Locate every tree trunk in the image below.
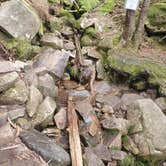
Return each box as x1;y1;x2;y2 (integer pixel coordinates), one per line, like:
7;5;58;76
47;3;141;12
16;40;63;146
122;9;136;46
134;0;151;47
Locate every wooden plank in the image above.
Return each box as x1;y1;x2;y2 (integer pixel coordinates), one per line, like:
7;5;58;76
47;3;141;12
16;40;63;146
67;97;83;166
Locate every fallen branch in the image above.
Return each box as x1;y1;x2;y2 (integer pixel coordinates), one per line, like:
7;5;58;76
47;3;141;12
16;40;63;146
74;33;85;67
67;97;83;166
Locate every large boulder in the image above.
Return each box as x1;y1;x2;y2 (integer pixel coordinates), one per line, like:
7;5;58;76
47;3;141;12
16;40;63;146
127;99;166;157
107;50;166;95
0;0;41;40
33;48;70;78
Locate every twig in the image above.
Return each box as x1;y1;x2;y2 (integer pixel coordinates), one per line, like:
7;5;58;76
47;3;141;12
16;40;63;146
67;97;83;166
7;116;21;137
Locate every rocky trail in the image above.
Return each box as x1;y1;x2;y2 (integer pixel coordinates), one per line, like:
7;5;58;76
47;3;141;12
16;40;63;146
0;0;166;166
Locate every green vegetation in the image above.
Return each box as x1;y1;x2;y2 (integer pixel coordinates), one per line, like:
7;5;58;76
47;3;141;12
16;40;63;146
97;0;115;15
5;39;40;60
148;3;166;29
78;0;100;11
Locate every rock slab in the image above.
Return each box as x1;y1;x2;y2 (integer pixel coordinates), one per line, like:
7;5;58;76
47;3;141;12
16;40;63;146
20;129;70;165
33;48;69;78
0;0;40;40
127;99;166;156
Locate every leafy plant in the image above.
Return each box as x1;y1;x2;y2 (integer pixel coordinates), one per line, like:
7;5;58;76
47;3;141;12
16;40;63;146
78;0;100;11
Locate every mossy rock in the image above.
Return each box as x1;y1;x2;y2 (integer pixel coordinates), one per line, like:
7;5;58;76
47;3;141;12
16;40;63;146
5;39;40;60
146;3;166;36
106;49;166;95
81;34;98;47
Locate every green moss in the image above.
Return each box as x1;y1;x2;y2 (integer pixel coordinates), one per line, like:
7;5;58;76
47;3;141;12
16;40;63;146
81;35;97;46
60;9;81;30
148;3;166;29
85;27;98;38
97;0;115;15
112;34;121;47
119;155;135;166
6;39;40;60
122;135;129;145
106;49;166;95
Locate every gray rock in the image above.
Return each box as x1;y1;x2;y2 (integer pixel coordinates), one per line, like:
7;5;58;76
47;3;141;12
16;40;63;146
20;129;70;165
0;72;19;92
32;97;56;127
98;36;112;49
0;105;25;126
104;132;122;150
83;150;105;166
107;161;117;166
41;33;64;49
110;150;127;161
96;60;105;80
26;85;43;117
69;90;91;101
88;144;112;162
94;81;116;95
16;118;32;130
155;97;166;113
75;99;94;123
14;60;28;71
0;0;41;40
61;25;74;37
0;61;16;73
82;47;101;59
96;95;121;111
121;93;144;110
64;41;75;51
101;118;130;135
127;99;166;156
0;123;15;145
33;48;70;78
54;107;67;130
38;73;58;98
24;69;39;87
0;138;47;166
0;80;29;104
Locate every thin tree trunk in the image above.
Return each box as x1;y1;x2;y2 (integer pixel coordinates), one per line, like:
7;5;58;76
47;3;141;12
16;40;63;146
134;0;151;47
122;9;136;46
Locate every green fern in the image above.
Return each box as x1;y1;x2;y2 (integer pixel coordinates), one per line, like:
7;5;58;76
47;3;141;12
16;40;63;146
78;0;100;11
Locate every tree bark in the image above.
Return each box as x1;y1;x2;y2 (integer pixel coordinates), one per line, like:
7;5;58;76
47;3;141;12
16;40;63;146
122;9;136;46
134;0;151;47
